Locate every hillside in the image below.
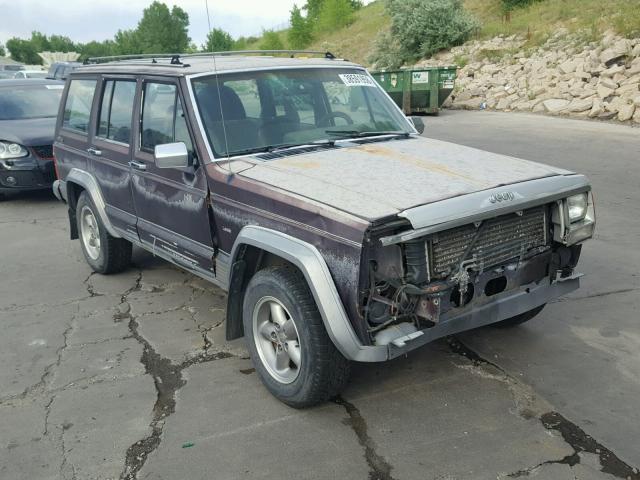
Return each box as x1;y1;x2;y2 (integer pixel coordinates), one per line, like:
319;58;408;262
253;0;640;66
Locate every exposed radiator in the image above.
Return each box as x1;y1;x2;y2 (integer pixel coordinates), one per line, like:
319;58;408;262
429;206;548;278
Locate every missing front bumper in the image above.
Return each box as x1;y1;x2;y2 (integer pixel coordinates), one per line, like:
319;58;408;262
384;274;581;360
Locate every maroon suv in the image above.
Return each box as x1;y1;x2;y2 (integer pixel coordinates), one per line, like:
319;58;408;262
53;52;595;407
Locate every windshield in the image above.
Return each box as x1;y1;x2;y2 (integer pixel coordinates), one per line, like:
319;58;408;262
0;84;63;120
192;68;412;158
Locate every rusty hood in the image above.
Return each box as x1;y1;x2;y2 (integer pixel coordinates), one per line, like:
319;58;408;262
238;136;572;221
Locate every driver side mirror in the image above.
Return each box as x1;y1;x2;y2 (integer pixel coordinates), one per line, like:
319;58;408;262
154;142;189;169
407;116;425;134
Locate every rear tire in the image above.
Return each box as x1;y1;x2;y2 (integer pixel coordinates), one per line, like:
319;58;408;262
243;266;350;408
76;191;131;274
493;304;546;328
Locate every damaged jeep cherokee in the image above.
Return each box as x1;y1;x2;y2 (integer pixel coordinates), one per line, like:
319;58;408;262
52;52;595;407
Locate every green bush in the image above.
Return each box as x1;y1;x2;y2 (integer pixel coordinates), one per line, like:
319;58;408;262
370;0;478;68
204;28;233;52
260;30;285;50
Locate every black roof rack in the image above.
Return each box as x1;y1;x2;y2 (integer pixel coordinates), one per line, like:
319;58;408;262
85;50;339;66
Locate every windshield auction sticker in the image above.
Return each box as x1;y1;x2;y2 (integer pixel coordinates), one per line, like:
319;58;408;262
339;73;376;87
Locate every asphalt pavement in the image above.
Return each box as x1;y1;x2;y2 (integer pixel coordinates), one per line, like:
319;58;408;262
1;110;639;480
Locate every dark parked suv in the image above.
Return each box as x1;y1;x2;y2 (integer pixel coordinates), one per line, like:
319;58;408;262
53;52;595;407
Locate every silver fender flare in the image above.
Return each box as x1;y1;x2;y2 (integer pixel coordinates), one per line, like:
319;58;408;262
65;168;121;239
230;225;387;362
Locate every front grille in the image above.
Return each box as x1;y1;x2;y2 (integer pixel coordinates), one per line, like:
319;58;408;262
429;206;548;278
31;145;54;159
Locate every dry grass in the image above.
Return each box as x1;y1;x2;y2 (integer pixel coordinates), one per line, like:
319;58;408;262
243;0;640;65
307;1;388;64
466;0;640;45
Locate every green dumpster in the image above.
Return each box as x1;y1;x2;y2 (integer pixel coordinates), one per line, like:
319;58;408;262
371;66;457;114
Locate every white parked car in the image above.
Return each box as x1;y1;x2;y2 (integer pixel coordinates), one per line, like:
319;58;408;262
13;70;48;79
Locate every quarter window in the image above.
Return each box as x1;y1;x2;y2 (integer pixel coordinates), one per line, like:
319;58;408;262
141;82;193;153
62;79;97;133
97;80;136;144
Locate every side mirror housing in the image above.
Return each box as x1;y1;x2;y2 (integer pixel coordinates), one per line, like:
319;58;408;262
154;142;189;169
408;116;425;134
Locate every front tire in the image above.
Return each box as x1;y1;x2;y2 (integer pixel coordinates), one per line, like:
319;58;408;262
493;304;546;328
243;266;350;408
76;191;131;274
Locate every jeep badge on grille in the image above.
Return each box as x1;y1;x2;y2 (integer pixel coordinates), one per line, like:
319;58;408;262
489;191;515;203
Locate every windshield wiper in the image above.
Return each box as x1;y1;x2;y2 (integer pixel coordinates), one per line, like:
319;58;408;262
325;130;411;139
226;140;336;158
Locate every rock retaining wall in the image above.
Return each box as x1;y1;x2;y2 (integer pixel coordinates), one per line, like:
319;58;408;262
419;31;640;124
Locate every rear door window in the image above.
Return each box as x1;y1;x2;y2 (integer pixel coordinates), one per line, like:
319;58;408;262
62;79;97;133
97;80;136;144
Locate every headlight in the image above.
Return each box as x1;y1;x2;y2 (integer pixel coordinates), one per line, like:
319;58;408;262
0;141;29;160
567;193;588;223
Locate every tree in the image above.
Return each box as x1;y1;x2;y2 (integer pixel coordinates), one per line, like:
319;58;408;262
288;5;313;48
78;40;116;61
260;30;285;50
317;0;355;33
48;35;77;53
0;44;5;57
204;28;234;52
6;38;42;64
133;1;190;53
305;0;325;22
114;29;141;55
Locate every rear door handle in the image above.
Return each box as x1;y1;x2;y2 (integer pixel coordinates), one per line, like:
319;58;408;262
129;160;147;171
87;147;102;156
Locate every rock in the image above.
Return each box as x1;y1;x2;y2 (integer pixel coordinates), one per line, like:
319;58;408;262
574;70;592;81
618;103;636;121
604;96;624;113
600;39;631;66
543;99;570;114
621;74;640;86
617;83;640;96
455;91;474;102
596;84;615;99
568;97;594;112
530;85;547;97
600;64;626;77
597;111;617;120
633;108;640;123
559;59;578;74
599;78;618;90
589;98;604;117
633;95;640;107
495;97;511;110
453;98;483;110
532;101;546;113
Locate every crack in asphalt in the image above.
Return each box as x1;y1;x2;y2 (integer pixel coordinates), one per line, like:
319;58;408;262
120;271;236;480
334;396;397;480
0;305;78;406
447;337;640;479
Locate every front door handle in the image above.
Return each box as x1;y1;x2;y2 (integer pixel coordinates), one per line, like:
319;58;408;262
87;147;102;156
129;160;147;171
